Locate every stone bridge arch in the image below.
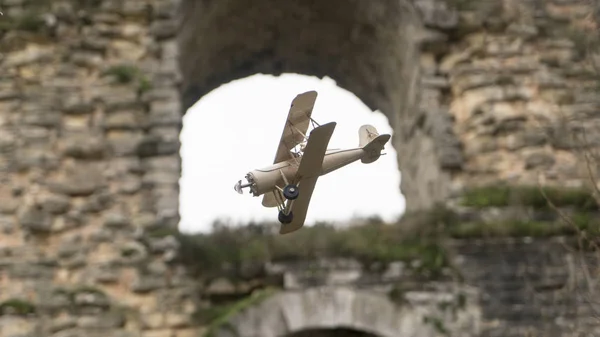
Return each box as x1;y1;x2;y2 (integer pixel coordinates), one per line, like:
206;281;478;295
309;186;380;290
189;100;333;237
177;0;459;211
213;287;438;337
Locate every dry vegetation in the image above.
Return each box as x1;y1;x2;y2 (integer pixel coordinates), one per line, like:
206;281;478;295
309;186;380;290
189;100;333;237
532;4;600;331
170;211;454;281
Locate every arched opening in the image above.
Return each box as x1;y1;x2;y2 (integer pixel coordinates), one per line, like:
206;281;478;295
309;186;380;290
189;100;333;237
176;0;446;215
286;327;381;337
204;287;474;337
179;74;405;232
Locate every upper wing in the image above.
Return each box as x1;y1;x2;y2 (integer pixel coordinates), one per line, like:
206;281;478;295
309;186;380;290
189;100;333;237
272;91;318;165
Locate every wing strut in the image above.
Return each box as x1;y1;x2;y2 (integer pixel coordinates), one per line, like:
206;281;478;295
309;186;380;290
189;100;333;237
289;122;308;141
310;117;320;128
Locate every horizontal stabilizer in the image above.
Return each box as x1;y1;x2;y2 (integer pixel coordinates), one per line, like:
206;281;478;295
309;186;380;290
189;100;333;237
361;132;391;164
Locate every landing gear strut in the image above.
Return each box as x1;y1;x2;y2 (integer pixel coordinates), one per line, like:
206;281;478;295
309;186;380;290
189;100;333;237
278;210;294;224
282;184;299;200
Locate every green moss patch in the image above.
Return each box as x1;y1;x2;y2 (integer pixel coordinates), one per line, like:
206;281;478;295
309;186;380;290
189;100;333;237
103;65;139;84
461;185;597;210
198;287;278;337
423;315;449;335
0;13;46;33
102;65;152;93
0;299;36;316
177;185;600;284
72;285;106;296
177;215;453;280
146;226;179;238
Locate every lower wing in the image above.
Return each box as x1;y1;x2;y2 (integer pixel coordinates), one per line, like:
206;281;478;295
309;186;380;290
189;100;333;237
279;175;319;235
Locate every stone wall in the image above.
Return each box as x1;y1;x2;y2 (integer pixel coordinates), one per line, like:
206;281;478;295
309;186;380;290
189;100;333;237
0;0;191;336
410;0;600;209
177;236;600;337
0;0;600;336
449;237;600;337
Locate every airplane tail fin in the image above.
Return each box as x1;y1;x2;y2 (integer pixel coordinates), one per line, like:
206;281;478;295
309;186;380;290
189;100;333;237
358;125;391;164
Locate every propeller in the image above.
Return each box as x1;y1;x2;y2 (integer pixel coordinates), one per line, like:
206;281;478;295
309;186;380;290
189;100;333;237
234;180;243;194
234;180;253;194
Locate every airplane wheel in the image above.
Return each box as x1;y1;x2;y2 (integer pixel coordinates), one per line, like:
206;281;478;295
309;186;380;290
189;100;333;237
283;185;299;200
278;211;294;224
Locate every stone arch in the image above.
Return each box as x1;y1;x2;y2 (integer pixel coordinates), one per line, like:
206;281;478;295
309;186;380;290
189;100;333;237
213;287;435;337
286;327;380;337
177;0;457;211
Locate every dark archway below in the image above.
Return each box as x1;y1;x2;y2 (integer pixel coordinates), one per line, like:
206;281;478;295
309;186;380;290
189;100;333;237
286;328;381;337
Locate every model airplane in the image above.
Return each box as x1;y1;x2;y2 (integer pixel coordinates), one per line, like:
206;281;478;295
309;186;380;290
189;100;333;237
234;90;391;235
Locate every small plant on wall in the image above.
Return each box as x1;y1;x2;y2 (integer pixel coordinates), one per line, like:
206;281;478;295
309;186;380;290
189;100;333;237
103;64;152;94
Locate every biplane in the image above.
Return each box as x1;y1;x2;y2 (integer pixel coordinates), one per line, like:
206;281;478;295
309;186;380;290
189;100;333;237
234;90;391;235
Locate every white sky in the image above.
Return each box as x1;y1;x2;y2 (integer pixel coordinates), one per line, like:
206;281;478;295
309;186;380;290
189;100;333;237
178;74;405;233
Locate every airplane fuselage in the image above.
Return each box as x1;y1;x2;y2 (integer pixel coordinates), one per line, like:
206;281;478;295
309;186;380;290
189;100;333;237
245;147;366;197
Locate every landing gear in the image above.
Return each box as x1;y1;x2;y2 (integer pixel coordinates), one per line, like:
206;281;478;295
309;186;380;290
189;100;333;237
282;184;299;200
278;210;294;224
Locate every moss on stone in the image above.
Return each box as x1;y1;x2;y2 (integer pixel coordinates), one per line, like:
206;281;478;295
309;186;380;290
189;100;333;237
442;0;478;11
423;315;449;335
103;65;152;94
104;65;140;84
388;285;405;304
73;0;103;8
146;226;179;238
461;185;597;210
201;288;278;337
103;64;152;95
448;213;600;239
0;13;46;33
178;217;454;280
177;190;599;285
0;299;36;316
457;292;467;308
71;285;108;301
566;26;600;58
138;77;153;94
121;247;138;257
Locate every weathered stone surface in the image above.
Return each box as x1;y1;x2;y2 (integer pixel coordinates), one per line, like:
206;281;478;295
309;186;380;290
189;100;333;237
103;213;130;228
131;275;167;293
120;241;148;264
148;235;179;253
0;0;599;336
61;135;107;159
137;135;180;157
73;289;110;309
106;131;144;156
19;205;52;233
77;311;126;329
524;150;556;170
49;316;77;333
48;163;106;197
218;286;479;337
61;97;95;115
0;214;16;233
79;189;113;213
41;194;71;214
0;316;38;337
